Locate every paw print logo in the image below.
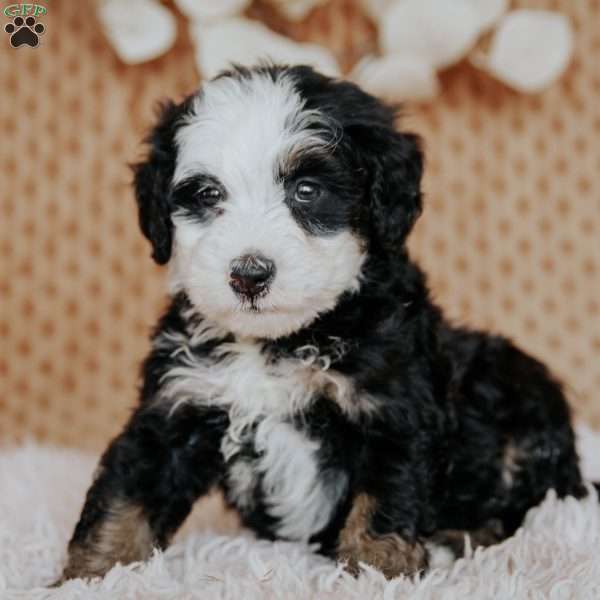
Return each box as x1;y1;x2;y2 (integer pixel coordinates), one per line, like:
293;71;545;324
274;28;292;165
4;16;45;48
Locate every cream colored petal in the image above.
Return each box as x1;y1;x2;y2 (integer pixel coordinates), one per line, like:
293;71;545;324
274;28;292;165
97;0;176;64
483;10;574;93
174;0;250;22
358;0;396;23
350;54;439;101
463;0;508;31
265;0;328;21
189;17;340;79
380;0;482;69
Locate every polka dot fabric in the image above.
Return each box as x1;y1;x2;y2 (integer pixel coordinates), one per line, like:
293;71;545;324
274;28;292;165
0;0;599;450
408;0;600;429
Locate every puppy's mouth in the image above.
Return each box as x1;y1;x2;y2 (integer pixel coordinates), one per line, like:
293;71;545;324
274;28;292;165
229;277;272;310
235;289;277;314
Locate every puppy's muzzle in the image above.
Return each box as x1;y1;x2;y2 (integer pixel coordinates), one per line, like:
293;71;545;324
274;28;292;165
230;253;276;298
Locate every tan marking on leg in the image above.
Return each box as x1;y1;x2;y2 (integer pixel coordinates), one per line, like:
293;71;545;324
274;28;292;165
427;519;505;563
61;499;155;581
337;493;427;579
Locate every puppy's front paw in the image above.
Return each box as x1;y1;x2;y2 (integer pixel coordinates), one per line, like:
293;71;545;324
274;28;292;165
48;576;66;588
337;493;427;578
338;532;427;579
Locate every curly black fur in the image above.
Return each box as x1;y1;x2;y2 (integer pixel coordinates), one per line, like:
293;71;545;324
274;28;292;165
61;64;586;582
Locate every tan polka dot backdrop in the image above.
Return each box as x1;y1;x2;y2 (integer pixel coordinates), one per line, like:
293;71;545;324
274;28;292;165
0;0;599;451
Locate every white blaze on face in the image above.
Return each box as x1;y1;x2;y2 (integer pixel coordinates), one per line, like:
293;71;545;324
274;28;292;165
169;72;365;339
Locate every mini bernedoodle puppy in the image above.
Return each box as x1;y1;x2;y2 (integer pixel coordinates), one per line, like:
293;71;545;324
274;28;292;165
60;64;586;582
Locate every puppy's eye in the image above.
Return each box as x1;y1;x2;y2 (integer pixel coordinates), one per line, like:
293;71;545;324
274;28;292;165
198;186;222;203
294;181;321;203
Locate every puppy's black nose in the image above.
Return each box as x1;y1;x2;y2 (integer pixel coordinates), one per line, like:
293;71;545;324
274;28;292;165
230;253;276;296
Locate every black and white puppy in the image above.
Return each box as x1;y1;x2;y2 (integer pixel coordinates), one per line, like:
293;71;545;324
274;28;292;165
61;64;585;581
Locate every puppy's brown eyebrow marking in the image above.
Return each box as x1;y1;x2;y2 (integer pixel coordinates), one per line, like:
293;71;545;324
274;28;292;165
275;145;335;183
337;493;427;578
275;110;342;182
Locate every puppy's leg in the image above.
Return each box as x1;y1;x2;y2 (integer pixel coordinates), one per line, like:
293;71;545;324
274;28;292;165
59;403;228;582
425;520;505;568
337;494;427;579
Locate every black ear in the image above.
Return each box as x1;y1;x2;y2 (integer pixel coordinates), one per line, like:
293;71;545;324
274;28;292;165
132;98;190;265
367;129;424;251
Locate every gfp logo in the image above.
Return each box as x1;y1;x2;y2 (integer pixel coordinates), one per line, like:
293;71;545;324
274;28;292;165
4;3;47;48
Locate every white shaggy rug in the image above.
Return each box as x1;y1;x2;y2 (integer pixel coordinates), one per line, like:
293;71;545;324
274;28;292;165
2;426;600;600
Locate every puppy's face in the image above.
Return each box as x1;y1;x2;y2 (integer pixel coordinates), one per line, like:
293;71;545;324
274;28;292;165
134;65;423;339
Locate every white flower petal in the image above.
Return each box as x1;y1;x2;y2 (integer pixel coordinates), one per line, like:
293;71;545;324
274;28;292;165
463;0;508;31
483;10;574;93
189;17;340;80
380;0;482;69
97;0;176;64
174;0;250;22
265;0;329;21
350;54;439;101
357;0;396;23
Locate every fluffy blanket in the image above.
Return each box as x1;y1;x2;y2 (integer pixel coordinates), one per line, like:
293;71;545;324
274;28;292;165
2;426;600;599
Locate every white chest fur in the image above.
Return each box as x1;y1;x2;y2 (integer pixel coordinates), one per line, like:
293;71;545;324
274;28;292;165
223;416;347;540
158;337;350;540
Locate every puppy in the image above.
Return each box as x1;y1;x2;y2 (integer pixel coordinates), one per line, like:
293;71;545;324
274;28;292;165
60;64;585;581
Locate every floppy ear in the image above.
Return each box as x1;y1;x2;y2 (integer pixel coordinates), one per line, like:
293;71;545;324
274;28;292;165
367;129;424;251
132;99;188;265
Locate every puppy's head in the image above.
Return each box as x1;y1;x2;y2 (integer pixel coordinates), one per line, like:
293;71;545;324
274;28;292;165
134;65;423;339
